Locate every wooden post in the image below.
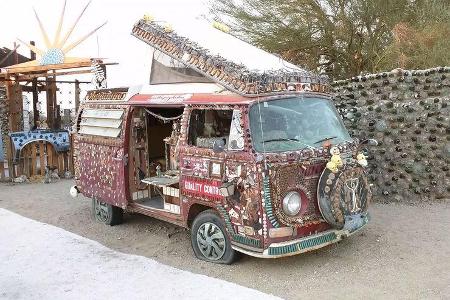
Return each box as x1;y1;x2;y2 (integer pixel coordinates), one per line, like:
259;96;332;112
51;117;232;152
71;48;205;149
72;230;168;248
46;77;57;129
31;142;37;176
6;137;15;179
6;80;23;132
68;135;74;174
13;42;18;64
58;151;64;175
5;78;20;179
39;141;45;176
0;161;4;180
22;145;30;177
74;79;80;112
30;41;39;128
46;143;54;168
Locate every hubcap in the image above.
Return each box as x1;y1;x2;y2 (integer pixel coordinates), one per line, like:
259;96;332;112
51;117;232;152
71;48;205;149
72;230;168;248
196;222;226;260
94;199;109;222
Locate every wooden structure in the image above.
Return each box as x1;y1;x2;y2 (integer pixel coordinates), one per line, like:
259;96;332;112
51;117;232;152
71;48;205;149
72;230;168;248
0;61;96;179
0;0;113;180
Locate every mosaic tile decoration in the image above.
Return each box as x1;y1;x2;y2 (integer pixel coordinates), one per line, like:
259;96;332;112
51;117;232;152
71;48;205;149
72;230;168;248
10;129;70;162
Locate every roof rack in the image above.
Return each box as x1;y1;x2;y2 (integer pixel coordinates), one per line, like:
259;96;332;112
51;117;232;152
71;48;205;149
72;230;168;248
131;19;330;97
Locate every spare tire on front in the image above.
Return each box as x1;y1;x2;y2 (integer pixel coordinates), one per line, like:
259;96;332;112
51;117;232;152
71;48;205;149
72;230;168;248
317;165;372;229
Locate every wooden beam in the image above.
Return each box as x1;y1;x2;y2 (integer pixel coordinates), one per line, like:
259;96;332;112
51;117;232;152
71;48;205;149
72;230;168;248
21;85;46;93
2;78;91;84
3;62;117;81
5;59;93;74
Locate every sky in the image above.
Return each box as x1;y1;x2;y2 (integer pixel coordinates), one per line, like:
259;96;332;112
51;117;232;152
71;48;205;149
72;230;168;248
0;0;208;87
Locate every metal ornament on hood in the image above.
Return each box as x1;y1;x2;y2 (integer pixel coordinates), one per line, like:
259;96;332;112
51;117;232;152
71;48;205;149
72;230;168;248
317;164;372;230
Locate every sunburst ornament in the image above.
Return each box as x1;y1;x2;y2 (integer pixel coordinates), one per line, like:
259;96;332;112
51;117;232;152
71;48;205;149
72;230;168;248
17;0;107;66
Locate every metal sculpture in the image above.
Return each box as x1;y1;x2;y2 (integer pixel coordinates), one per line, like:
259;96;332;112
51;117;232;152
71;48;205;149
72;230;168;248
17;0;106;66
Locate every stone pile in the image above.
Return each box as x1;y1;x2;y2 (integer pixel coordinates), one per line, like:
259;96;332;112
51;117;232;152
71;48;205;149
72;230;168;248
332;67;450;201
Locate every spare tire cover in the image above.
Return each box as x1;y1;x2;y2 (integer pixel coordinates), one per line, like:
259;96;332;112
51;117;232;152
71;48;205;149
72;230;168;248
317;165;372;229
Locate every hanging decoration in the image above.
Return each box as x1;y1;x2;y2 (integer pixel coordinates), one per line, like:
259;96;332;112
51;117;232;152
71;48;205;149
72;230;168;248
91;59;107;89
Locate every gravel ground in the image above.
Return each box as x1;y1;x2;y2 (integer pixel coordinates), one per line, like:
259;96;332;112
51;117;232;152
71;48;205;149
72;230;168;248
0;180;449;300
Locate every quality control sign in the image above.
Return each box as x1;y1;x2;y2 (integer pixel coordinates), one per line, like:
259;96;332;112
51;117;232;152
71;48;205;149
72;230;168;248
182;177;224;200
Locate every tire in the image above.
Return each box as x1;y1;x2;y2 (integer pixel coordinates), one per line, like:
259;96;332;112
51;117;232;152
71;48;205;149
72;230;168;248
191;209;238;264
92;199;123;226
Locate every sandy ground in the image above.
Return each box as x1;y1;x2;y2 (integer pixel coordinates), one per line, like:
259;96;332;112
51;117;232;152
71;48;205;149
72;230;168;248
0;180;449;300
0;208;279;300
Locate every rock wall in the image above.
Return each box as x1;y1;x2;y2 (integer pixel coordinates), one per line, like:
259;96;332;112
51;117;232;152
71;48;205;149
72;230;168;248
332;67;450;202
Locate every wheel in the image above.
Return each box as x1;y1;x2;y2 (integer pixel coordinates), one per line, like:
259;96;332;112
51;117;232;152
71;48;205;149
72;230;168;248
92;199;123;226
191;209;238;264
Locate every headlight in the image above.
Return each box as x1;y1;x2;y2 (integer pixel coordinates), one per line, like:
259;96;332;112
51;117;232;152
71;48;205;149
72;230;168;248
282;191;301;216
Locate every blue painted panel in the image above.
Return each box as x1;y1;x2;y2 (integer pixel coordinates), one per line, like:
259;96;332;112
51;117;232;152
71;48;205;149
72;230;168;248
9;129;70;162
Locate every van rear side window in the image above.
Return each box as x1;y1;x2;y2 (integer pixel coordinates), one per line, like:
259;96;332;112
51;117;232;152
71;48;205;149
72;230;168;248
78;109;124;138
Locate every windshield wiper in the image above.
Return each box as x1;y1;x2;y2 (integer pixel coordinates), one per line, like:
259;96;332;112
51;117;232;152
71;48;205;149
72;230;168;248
262;138;317;152
263;138;300;143
314;136;337;144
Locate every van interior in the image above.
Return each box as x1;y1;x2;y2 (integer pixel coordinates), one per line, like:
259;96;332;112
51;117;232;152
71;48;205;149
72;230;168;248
128;107;183;213
128;107;235;214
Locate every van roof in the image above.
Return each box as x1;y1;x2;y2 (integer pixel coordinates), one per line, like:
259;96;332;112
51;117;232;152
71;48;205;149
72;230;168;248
85;83;249;106
132;18;330;97
85;83;330;107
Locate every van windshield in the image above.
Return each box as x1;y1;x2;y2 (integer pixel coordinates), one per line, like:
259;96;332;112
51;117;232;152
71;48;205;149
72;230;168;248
249;96;351;153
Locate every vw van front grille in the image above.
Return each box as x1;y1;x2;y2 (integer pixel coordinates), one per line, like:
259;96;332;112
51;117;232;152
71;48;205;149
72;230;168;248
268;162;326;226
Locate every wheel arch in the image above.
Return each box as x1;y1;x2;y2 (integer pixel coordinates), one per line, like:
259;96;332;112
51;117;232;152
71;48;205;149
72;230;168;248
187;203;215;228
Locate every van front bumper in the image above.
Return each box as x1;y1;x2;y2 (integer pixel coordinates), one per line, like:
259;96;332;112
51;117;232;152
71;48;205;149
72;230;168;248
232;213;369;258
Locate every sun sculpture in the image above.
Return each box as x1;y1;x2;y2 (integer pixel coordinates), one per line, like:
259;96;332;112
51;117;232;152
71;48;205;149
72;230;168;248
17;0;106;66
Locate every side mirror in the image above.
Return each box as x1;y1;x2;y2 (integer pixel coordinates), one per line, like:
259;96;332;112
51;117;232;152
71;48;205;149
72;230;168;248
360;138;378;146
212;138;226;153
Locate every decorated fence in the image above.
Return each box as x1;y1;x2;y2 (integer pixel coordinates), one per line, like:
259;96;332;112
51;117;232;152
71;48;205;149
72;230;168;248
332;67;450;201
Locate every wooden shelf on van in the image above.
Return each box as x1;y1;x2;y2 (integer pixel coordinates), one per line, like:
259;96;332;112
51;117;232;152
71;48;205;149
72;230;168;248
141;175;179;187
140;174;181;214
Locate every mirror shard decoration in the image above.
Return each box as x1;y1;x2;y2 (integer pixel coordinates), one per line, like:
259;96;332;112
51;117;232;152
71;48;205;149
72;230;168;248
228;110;244;151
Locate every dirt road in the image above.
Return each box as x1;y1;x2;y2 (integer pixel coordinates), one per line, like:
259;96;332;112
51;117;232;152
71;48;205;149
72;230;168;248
1;180;449;299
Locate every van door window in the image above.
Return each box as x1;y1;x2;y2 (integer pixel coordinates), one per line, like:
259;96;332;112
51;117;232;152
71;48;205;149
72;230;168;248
188;109;234;149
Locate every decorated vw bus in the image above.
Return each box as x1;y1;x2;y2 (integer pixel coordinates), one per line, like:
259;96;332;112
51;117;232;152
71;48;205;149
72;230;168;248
71;18;375;264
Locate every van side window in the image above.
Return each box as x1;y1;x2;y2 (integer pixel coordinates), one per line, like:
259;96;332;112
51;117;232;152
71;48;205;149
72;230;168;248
78;109;124;138
188;109;233;149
